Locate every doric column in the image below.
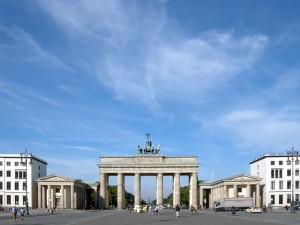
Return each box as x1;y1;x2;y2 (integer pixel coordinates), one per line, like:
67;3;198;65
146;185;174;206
190;173;198;207
233;184;238;198
42;185;45;208
256;184;260;207
100;173;107;209
223;185;227;198
173;173;180;206
199;186;203;208
71;184;74;209
156;173;163;205
38;184;41;208
47;185;50;207
246;184;251;198
134;173;141;207
117;173;124;209
60;185;64;209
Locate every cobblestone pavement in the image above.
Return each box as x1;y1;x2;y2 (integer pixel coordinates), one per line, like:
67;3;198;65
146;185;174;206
1;208;299;225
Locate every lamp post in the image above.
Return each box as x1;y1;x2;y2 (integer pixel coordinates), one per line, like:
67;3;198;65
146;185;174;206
286;147;299;214
20;149;32;216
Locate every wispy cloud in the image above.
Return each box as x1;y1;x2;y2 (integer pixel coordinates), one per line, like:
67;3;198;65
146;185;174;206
0;23;71;70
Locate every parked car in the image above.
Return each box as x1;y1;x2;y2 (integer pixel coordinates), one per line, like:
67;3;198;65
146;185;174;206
294;204;300;210
245;207;262;213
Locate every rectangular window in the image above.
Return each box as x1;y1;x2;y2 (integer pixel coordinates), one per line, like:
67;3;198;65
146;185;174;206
7;195;11;205
7;181;11;190
0;182;2;190
296;170;299;176
279;194;283;204
19;171;23;179
270;195;275;204
0;170;2;177
287;194;291;203
287;160;291;165
279;169;283;178
271;161;275;165
296;160;299;165
279;180;283;189
15;171;19;179
0;195;2;205
14;162;19;166
296;181;299;189
15;195;19;205
6;161;11;166
287;180;291;189
6;170;11;177
271;169;274;178
296;194;300;202
271;181;275;190
15;182;19;191
39;166;41;170
23;196;26;205
279;161;283;165
0;161;2;166
287;169;291;176
23;182;26;191
23;171;27;179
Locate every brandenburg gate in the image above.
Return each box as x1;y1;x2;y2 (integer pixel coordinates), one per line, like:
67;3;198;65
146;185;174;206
98;134;199;209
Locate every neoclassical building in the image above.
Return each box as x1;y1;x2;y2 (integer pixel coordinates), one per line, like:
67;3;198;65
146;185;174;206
98;154;199;209
199;174;261;209
36;174;99;209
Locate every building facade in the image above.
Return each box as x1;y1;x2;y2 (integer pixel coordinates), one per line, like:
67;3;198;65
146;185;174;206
0;154;47;209
250;154;300;207
36;174;99;209
199;174;261;209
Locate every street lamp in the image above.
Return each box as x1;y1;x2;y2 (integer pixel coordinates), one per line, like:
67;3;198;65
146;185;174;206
20;149;32;216
286;147;299;214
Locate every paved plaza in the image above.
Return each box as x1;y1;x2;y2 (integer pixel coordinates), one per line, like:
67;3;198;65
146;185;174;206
1;208;300;225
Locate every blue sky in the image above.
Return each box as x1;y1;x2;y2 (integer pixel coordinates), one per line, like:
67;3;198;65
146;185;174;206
1;0;300;200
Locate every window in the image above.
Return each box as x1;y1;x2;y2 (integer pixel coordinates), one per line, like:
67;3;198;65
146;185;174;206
271;161;275;165
296;160;299;165
287;160;291;165
0;195;2;205
23;171;27;179
7;181;11;190
296;194;300;202
270;195;275;204
271;169;283;178
39;166;41;170
56;188;60;193
19;171;23;179
287;180;291;189
0;170;2;177
15;195;19;205
271;181;275;190
287;194;291;203
6;170;11;177
15;182;19;191
279;161;283;165
23;182;26;191
14;162;19;166
296;170;299;176
279;180;283;189
6;161;11;166
0;182;2;190
296;181;299;189
0;161;2;166
287;169;291;176
23;196;26;205
15;171;19;179
7;195;11;205
279;194;283;204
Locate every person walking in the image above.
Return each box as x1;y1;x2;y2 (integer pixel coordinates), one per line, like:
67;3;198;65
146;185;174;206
175;204;180;217
12;206;17;221
20;208;25;220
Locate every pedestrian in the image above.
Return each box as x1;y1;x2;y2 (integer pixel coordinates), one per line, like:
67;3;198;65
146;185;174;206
20;208;25;220
12;206;17;221
175;204;180;217
231;206;236;216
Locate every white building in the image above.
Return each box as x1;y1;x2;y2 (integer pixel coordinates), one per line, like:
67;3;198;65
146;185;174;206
250;153;300;207
0;154;47;209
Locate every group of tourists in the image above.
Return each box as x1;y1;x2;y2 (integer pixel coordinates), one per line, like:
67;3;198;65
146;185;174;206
148;204;163;215
11;206;26;221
